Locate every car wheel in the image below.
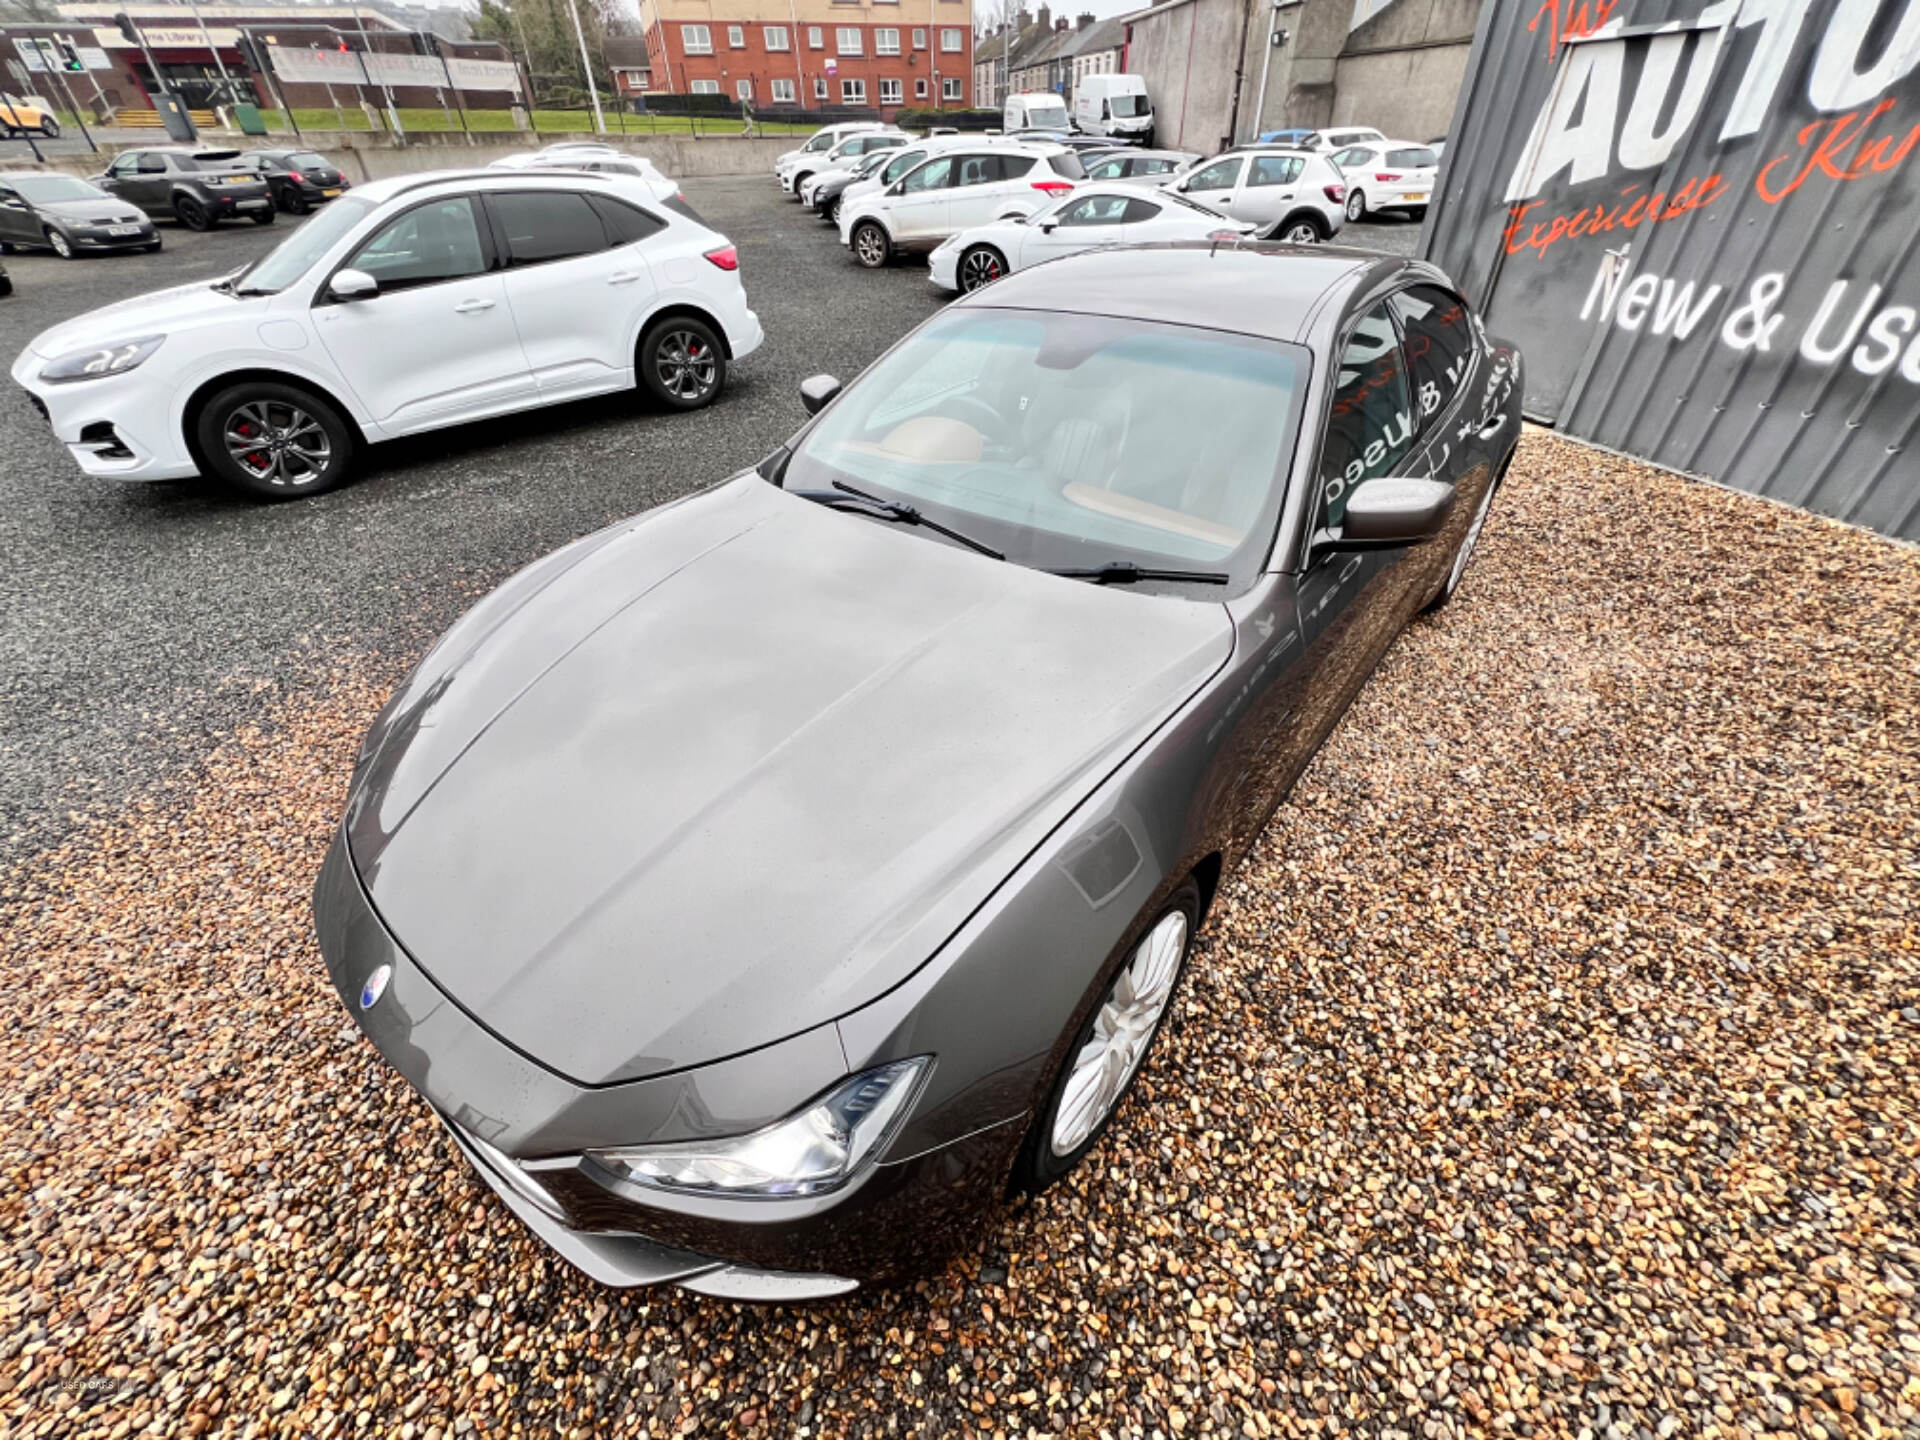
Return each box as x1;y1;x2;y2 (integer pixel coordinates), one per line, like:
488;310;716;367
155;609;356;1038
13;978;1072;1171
45;227;75;259
792;172;813;199
852;221;891;269
282;186;310;215
1425;470;1502;612
1346;190;1368;223
40;118;59;138
1268;216;1324;244
639;316;726;411
250;209;276;226
1018;880;1200;1191
826;196;842;226
175;196;213;232
958;244;1007;294
196;381;355;500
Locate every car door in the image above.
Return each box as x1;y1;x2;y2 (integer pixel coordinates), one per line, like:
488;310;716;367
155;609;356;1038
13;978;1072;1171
886;155;954;243
313;194;535;433
947;152;1016;230
1023;190;1129;265
485;188;657;400
1237;153;1303;227
1178;155;1244;215
100;152;152;212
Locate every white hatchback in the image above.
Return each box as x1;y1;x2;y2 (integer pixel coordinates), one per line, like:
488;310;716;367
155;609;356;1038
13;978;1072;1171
839;142;1087;268
791;130;909;203
1163;147;1348;242
929;184;1251;294
775;123;885;194
12;169;762;499
1326;140;1441;221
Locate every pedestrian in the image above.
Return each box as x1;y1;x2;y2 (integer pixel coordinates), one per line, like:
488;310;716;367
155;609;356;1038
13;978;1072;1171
740;96;756;136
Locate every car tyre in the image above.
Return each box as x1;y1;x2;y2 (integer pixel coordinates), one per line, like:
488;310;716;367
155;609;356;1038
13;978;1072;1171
639;315;726;411
40;117;59;138
826;196;842;226
175;195;213;232
1016;879;1201;1193
250;209;276;226
1424;469;1502;612
1266;214;1326;244
196;380;355;500
958;244;1007;294
791;172;813;199
281;186;310;215
851;220;891;269
1346;190;1368;223
45;227;75;259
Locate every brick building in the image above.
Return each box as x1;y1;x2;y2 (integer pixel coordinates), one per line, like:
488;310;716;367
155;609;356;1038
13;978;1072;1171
637;0;973;117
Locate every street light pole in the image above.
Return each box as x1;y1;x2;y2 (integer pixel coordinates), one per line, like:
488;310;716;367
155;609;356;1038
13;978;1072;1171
562;0;605;133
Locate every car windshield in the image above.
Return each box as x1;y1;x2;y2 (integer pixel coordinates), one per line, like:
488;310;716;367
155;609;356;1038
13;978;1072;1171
1387;147;1439;168
230;195;374;295
1110;95;1149;117
7;174;106;202
287;151;330;168
785;308;1308;582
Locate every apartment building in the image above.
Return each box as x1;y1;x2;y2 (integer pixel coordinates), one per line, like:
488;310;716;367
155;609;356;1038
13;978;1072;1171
638;0;973;114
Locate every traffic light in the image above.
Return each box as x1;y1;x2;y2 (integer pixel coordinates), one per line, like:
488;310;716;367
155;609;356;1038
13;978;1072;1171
56;38;84;72
113;12;137;44
235;33;267;72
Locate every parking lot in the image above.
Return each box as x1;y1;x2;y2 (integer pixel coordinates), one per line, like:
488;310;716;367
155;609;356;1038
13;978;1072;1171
2;176;1914;1439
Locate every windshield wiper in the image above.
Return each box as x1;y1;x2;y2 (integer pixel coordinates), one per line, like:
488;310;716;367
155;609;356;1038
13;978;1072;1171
1047;562;1231;586
788;480;1004;560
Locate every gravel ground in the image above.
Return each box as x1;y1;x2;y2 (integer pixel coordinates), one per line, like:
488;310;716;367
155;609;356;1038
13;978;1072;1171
3;430;1915;1439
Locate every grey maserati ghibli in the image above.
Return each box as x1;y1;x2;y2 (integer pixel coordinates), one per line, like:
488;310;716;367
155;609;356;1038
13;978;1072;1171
315;243;1521;1300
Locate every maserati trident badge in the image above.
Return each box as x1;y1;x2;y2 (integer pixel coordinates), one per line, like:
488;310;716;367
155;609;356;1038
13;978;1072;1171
359;963;393;1011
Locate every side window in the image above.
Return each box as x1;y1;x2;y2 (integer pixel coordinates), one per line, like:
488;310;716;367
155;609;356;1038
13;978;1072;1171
902;157;953;192
1317;304;1414;532
1088;158;1125;179
1122;197;1163;223
953;154;1004;187
1389;284;1476;428
489;191;609;265
137;154;167;174
1139;158;1174;175
883;150;924;183
1185;156;1243;191
586;193;666;245
1055;193;1129;225
108;154;139;177
347;197;489;292
1248;155;1302;187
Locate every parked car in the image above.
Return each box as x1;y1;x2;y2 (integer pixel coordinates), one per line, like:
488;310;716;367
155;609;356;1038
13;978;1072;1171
0;172;159;258
802;147;895;225
832;134;982;219
840;142;1086;267
775;123;885;194
1073;73;1153;143
96;148;275;231
930;184;1251;293
1008;131;1115;153
1082;148;1199;184
239;148;352;215
488;144;686;211
11;169;762;499
0;91;58;138
1163;146;1346;242
1328;140;1440;220
791;130;909;204
1308;125;1387;152
313;242;1522;1299
1256;128;1317;147
1003;91;1072;132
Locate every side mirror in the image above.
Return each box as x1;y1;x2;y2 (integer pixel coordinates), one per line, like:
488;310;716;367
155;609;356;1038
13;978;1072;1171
328;268;378;302
800;374;842;415
1323;477;1455;551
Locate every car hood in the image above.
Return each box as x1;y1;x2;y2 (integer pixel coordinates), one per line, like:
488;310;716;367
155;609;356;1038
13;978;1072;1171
39;197;145;223
346;477;1234;1086
25;279;259;359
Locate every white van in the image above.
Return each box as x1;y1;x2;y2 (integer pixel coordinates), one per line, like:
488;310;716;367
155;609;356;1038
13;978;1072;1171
1074;74;1152;142
1003;91;1071;133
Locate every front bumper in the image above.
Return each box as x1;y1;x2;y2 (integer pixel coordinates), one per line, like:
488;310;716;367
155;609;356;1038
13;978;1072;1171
928;243;961;292
313;829;1024;1296
11;347;200;481
65;225;157;251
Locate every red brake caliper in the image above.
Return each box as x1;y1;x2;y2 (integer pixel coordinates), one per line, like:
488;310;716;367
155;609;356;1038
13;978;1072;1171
234;419;268;473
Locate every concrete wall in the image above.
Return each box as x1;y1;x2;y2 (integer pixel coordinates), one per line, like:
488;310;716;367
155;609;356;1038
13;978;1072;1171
1236;0;1471;144
1124;0;1251;154
1328;42;1467;140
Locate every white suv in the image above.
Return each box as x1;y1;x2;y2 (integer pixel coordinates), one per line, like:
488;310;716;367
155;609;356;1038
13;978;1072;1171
839;142;1086;268
1164;146;1347;243
793;130;910;205
775;123;884;194
12;169;762;499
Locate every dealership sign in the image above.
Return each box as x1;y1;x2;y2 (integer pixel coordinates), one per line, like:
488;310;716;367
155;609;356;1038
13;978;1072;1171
1424;0;1920;539
267;44;522;94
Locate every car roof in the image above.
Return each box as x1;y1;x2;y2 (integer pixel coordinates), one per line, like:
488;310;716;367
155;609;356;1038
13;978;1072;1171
952;243;1383;344
343;167;673;206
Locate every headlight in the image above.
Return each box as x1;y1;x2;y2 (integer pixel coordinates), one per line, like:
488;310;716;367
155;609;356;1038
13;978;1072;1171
587;1057;929;1200
41;335;164;384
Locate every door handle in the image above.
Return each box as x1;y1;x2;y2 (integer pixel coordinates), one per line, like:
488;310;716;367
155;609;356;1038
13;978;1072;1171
453;298;495;314
606;271;642;285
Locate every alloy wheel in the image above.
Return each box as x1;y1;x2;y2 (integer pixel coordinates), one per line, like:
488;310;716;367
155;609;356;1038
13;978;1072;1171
223;399;332;489
654;330;717;402
959;247;1004;293
1284;222;1321;244
176;197;210;231
47;229;73;258
854;224;888;268
1049;910;1188;1157
1347;191;1366;222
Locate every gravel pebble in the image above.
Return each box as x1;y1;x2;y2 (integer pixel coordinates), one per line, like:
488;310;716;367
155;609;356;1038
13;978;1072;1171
1;431;1916;1438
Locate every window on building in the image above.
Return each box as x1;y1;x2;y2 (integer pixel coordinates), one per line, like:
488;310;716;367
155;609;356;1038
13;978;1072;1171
681;23;712;55
814;76;828;97
875;27;900;54
690;78;720;93
736;78;753;98
764;25;788;50
880;76;902;104
941;27;963;49
912;27;927;49
915;77;927;97
808;25;823;48
841;78;866;102
942;76;962;99
728;24;744;47
771;77;796;102
837;27;862;54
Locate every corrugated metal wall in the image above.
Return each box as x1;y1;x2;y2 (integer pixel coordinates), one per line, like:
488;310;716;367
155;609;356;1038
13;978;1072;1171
1420;0;1920;541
